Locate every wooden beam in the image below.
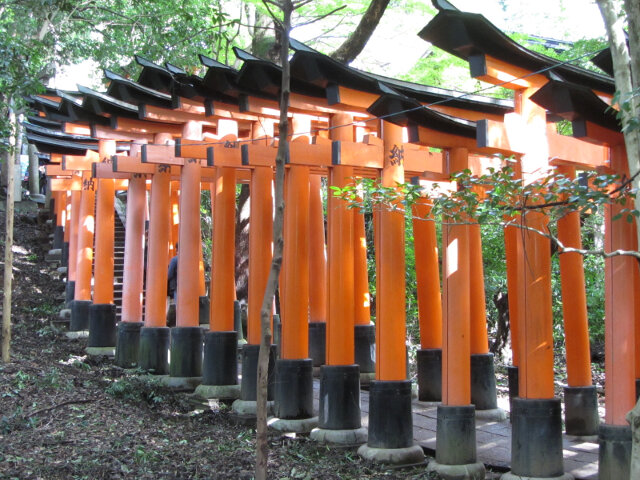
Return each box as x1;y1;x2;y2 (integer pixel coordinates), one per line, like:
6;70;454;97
61;151;100;171
469;54;548;90
92;161;133;179
547;130;610;169
111;117;185;136
63;123;92;135
45;164;70;176
91;124;154;142
51;177;83;191
572;119;624;147
139;104;217;127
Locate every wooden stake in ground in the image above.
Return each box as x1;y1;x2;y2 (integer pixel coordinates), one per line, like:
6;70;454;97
2;107;18;362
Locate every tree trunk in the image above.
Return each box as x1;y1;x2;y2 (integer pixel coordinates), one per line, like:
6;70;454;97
597;0;640;247
255;2;293;479
330;0;391;64
28;143;39;196
235;184;250;303
2;106;17;362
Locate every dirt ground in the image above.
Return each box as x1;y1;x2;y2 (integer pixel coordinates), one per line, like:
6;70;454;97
0;203;442;480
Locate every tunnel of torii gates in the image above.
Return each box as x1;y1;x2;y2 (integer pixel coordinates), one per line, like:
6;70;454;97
23;3;637;479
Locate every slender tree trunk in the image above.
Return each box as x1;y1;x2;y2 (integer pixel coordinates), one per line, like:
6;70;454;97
28;143;39;196
255;2;292;479
2;106;17;362
597;0;640;246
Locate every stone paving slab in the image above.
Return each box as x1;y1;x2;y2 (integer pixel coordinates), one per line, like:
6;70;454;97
311;379;599;479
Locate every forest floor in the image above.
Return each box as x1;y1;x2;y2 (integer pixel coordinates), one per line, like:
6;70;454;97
0;200;603;480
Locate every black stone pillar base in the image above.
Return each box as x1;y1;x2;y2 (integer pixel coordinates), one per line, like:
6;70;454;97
417;348;442;402
202;331;238;385
198;296;209;325
564;386;599;436
636;378;640;401
367;380;413;449
61;242;69;269
508;398;566;478
427;405;485;480
65;281;76;307
88;303;117;347
240;343;276;401
138;326;170;375
308;322;326;367
318;365;361;430
169;326;203;378
470;353;498;410
598;424;631;480
354;324;375;374
53;225;64;250
274;358;314;419
70;299;92;331
115;321;144;368
507;365;519;421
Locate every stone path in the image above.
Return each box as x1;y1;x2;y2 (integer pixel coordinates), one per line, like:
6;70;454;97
311;380;599;479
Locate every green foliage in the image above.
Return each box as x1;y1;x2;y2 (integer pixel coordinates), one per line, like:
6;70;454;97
106;375;164;405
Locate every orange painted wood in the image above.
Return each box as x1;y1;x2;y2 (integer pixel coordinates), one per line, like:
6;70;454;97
504;223;522;367
63;123;91;135
604;146;636;425
176;121;203;328
140;104;217;127
63;192;71;242
67;189;81;282
247;166;273;345
170;182;180;259
404;149;445;176
471;54;548;89
442;213;472;406
45;165;68;176
326;114;356;365
469;223;489;354
412;198;442;349
144;158;173;328
518;211;555;399
54;192;65;226
333;86;379;110
281;165;311;360
112;117;185;136
556;167;592;387
377;121;407;381
210;162;237;332
308;174;327;323
571;120;624;147
547;130;609;169
50;177;83;191
62;151;100;171
93;161;132;180
93;140;117;305
430;104;505;122
332;140;383;168
74;171;96;301
353;203;371;326
120;172;147;322
92;124;154;143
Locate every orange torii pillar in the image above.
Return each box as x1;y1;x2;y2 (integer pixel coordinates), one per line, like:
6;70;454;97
61;191;72;275
504;89;567;480
311;113;366;444
359;121;424;464
555;167;599;437
169;182;180;257
87;140;118;354
468;221;505;419
308;173;327;367
65;188;81;306
354;184;375;381
114;144;149;367
412;195;443;402
598;145;635;480
170;120;204;382
70;169;97;332
427;148;485;479
198;118;240;399
503;220;522;416
52;190;65;250
272;117;316;431
234;119;277;413
138;133;174;375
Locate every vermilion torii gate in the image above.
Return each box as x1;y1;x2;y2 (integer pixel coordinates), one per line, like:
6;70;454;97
26;2;635;478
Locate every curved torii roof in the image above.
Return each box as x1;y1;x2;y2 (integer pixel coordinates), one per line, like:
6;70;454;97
419;6;615;94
